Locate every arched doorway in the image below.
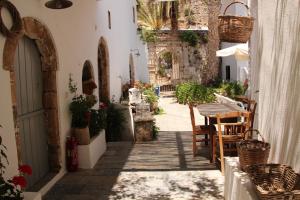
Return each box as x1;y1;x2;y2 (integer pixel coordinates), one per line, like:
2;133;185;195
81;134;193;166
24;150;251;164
3;17;60;189
82;60;97;95
98;38;110;102
129;54;135;87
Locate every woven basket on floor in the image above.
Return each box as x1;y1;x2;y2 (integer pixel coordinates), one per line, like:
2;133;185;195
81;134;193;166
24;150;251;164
237;129;270;171
246;164;300;200
218;1;254;43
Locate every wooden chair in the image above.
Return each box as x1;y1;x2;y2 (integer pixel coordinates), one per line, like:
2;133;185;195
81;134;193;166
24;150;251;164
213;111;251;174
235;96;257;130
246;100;257;130
188;103;215;157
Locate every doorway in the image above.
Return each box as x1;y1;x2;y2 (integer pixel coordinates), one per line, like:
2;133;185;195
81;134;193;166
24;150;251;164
98;38;110;102
129;54;135;87
14;36;49;188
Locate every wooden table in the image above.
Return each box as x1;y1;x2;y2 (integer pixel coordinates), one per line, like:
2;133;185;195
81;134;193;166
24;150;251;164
197;103;245;162
197;103;245;118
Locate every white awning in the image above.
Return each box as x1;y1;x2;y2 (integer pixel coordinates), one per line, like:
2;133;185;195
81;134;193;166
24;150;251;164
216;44;249;61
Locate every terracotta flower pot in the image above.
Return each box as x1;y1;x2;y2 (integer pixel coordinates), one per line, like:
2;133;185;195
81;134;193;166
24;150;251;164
73;127;90;145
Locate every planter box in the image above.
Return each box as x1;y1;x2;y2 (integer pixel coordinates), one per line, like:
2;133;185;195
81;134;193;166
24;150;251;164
73;127;90;145
24;192;41;200
78;130;106;169
224;157;259;200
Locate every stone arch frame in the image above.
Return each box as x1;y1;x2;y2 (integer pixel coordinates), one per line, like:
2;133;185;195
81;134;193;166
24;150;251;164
156;48;181;82
3;17;61;172
82;60;96;95
129;53;135;87
97;37;110;102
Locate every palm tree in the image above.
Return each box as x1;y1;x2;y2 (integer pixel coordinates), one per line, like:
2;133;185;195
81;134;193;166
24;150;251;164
137;0;180;31
137;0;165;30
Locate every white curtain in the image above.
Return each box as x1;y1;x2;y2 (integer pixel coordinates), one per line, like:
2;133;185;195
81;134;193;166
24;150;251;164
254;0;300;172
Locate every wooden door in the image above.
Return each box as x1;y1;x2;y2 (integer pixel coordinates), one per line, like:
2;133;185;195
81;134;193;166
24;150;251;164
14;36;49;189
98;42;109;102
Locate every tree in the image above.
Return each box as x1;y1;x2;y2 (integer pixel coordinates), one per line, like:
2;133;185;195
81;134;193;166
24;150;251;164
137;0;165;30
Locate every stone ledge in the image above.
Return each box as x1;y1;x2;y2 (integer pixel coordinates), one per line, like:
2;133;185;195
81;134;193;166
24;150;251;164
24;192;42;200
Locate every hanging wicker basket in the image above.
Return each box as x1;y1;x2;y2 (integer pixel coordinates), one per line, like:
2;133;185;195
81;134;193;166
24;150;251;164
218;1;254;43
237;129;270;171
246;164;300;200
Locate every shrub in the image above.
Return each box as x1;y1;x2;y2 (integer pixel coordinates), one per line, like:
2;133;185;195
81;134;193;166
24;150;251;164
175;82;216;104
179;30;199;47
215;81;245;99
138;29;158;43
106;103;126;141
143;88;158;105
89;109;107;138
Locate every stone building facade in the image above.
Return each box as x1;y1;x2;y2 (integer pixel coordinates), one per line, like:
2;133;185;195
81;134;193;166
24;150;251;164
148;31;209;85
147;0;220;86
178;0;209;29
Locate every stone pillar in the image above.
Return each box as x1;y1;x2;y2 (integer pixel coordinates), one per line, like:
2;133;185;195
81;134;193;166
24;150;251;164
206;0;221;83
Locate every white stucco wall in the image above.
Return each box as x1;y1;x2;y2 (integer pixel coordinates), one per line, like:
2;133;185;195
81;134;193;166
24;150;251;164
0;0;148;181
250;0;300;172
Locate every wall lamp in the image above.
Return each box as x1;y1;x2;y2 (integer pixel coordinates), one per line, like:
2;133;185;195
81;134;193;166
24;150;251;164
130;49;140;57
45;0;73;9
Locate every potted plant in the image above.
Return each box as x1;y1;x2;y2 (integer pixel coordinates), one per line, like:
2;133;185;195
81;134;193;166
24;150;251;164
0;125;32;199
69;75;97;145
89;106;107;138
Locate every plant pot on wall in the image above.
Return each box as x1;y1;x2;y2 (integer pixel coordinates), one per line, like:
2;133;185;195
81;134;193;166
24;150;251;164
73;127;90;145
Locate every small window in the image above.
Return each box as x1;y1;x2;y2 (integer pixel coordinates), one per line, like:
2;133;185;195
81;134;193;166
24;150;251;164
82;61;97;95
133;7;136;23
226;65;231;81
108;11;111;29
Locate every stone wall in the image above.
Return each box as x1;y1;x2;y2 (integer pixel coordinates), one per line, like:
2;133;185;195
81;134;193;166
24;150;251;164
178;0;209;29
207;0;221;83
148;31;209;85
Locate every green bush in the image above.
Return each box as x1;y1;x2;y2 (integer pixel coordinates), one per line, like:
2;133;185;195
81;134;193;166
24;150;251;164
176;81;246;105
138;29;158;43
143;88;158;105
106;103;126;141
175;82;216;104
215;81;245;99
179;31;199;47
89;109;107;138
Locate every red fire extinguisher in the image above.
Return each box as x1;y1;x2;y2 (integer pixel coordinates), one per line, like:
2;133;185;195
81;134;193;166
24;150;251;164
66;136;78;172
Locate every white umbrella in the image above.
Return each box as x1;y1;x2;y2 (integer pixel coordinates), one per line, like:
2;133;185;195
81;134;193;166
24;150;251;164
216;44;249;61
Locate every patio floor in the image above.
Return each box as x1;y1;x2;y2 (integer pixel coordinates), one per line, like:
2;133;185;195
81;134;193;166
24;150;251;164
43;96;224;200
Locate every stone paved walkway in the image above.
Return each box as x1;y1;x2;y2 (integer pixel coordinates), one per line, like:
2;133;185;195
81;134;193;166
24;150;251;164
43;96;224;200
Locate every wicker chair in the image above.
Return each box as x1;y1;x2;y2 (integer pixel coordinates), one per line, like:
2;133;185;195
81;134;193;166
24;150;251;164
213;111;251;174
188;103;215;157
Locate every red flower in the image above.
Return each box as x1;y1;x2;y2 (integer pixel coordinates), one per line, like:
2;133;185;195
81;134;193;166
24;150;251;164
19;165;32;175
99;102;108;109
11;176;27;188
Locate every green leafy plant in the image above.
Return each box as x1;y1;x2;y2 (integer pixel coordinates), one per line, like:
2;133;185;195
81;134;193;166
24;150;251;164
106;103;126;141
176;81;246;105
157;66;167;77
69;74;97;128
89;109;107;138
143;88;159;111
215;81;246;99
154;107;165;115
175;82;216;104
152;122;159;139
179;31;199;47
138;29;158;43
